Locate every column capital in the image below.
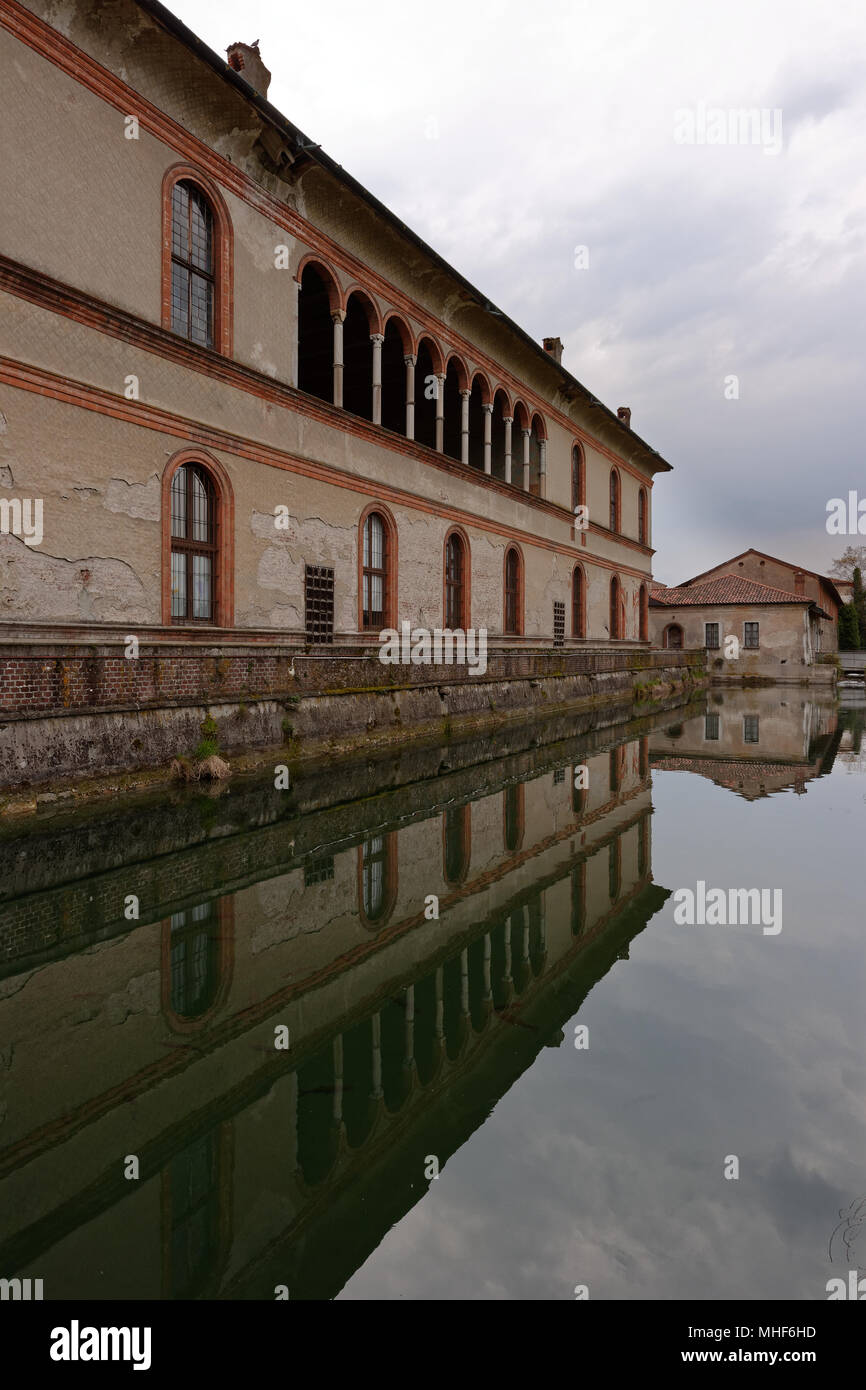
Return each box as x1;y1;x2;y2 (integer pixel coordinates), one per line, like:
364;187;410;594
522;427;531;438
503;415;514;425
370;332;384;345
481;401;494;414
460;387;471;400
331;309;346;324
404;353;417;367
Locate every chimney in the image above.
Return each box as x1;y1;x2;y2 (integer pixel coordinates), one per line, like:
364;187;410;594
617;406;632;429
542;336;563;364
226;41;271;99
793;569;805;596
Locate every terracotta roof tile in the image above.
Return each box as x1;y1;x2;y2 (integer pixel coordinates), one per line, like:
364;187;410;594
649;574;812;606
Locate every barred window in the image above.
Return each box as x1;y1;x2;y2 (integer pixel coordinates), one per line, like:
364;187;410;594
171;463;217;623
362;512;389;629
744;715;760;744
305;565;335;644
705;622;720;649
705;713;720;740
744;622;760;649
553;600;565;647
170;181;215;348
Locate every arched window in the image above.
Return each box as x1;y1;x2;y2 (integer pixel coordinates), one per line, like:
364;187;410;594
609;468;621;533
609;574;622;640
161;897;234;1034
298;263;337;404
572;565;586;639
504;546;522;635
169;181;215;346
171;462;218;623
503;783;524;852
571;444;584;513
639;583;649;641
445;531;468;628
443;804;471;884
358;831;397;929
664;623;684;650
361;509;394;630
638;487;648;545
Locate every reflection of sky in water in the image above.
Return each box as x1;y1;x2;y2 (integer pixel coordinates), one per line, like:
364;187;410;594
341;705;865;1300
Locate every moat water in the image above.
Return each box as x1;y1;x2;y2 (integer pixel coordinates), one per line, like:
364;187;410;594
0;687;862;1300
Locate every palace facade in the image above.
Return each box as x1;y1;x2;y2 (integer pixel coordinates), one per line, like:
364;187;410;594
0;0;670;655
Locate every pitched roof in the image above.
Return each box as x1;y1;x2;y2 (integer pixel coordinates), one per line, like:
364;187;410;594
681;549;843;605
649;574;814;606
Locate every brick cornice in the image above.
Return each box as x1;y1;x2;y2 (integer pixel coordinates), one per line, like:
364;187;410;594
0;0;658;486
0;355;653;580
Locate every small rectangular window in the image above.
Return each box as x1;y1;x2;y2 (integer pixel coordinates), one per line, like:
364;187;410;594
744;715;760;744
305;564;335;644
304;856;335;887
553;600;565;647
744;622;760;649
705;713;720;740
705;623;720;650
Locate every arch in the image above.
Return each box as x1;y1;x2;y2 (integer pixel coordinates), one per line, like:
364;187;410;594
468;376;486;470
470;370;492;407
663;622;684;650
381;310;415;355
609;573;622;640
298;261;339;403
339;284;382;334
571;442;585;511
638;486;648;545
512;399;530;432
443;526;470;629
357;830;398;929
503;782;525;852
161;896;234;1034
444;352;470;392
414;336;439;449
343;290;374;421
609;466;621;533
358;503;397;631
491;388;509;481
503;544;524;636
161;448;234;626
161;164;234;355
443;357;466;460
639;582;649;641
381;318;408;434
572;563;586;639
416;333;445;376
529;410;548;441
295;253;342;314
442;803;471;885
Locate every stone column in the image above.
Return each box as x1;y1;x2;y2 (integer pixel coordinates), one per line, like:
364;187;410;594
435;373;446;451
539;439;547;498
404;354;417;440
404;983;415;1066
482;934;492;1001
332;1034;343;1124
460;947;470;1015
460;389;471;465
521;429;531;491
331;311;345;409
504;416;513;484
370;333;383;425
435;965;444;1040
371;1012;383;1100
482;402;493;474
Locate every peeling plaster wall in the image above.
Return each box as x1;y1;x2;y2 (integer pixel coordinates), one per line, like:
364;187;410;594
649;602;833;682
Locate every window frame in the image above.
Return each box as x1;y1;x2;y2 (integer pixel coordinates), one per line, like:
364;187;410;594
743;622;760;649
503;545;524;636
162;450;234;627
358;506;397;632
443;528;470;629
572;564;586;639
161;165;233;356
609;468;621;533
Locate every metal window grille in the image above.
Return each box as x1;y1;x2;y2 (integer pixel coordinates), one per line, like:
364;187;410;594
553;600;565;647
305;564;335;643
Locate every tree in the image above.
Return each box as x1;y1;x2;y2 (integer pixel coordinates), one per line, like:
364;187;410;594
829;545;866;580
838;602;860;650
853;568;866;647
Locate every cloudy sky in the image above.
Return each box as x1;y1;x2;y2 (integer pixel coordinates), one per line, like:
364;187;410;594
169;0;865;582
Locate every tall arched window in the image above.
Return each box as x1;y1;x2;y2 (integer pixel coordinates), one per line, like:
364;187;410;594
171;462;218;623
639;583;649;641
572;565;585;639
609;468;621;533
169;180;216;347
445;531;468;628
638;487;648;545
443;804;471;884
609;574;622;640
357;831;397;929
504;546;522;635
361;510;394;630
571;444;584;513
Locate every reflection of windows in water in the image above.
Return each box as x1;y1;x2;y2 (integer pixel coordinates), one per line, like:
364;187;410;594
528;897;545;975
503;783;524;852
553;767;565;785
608;839;621;902
304;856;335;887
168;1130;220;1299
638;817;649;878
705;713;720;741
571;862;586;935
639;737;649;779
744;715;760;744
572;767;587;815
609;747;623;794
443;804;470;884
170;902;220;1020
362;834;387;920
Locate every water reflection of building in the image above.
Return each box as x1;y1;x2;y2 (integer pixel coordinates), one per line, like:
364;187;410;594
649;689;840;799
0;726;668;1300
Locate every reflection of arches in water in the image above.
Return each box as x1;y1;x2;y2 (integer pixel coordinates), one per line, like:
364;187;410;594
503;782;525;852
162;896;234;1031
608;838;622;902
443;803;471;884
638;814;650;879
162;1123;232;1299
297;1045;341;1186
571;861;586;936
511;908;532;995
